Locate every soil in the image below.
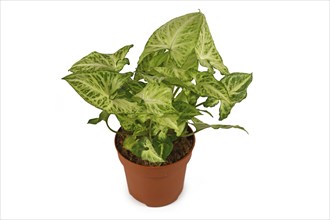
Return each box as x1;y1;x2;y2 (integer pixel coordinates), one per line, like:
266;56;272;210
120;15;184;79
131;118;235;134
115;129;195;166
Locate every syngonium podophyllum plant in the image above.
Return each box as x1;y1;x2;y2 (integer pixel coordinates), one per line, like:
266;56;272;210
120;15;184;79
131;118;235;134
62;12;252;163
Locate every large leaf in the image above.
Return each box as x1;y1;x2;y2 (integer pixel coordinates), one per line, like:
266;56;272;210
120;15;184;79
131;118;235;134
63;71;140;114
135;82;175;115
138;12;203;67
69;45;133;73
219;72;253;120
195;16;229;75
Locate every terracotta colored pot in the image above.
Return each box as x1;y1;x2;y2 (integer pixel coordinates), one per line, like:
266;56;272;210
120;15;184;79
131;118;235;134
115;131;195;207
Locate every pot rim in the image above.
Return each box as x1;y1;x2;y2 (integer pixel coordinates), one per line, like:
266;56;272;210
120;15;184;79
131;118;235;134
114;127;195;169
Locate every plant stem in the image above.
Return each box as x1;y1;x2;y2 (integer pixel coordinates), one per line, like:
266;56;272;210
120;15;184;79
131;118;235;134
105;119;117;133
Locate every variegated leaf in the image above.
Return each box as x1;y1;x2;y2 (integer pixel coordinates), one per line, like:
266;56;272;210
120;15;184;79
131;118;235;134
195;16;229;75
141;137;165;162
69;45;133;73
135;82;175;115
138;12;203;67
153;67;193;81
153;137;173;160
173;101;201;121
219;72;253;120
203;97;219;107
136;50;169;72
62;71;140;114
195;71;230;102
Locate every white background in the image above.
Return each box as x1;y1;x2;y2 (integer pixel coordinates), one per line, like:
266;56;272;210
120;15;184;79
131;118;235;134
1;1;329;219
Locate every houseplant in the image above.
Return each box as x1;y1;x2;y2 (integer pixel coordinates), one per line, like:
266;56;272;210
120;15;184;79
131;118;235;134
62;11;252;207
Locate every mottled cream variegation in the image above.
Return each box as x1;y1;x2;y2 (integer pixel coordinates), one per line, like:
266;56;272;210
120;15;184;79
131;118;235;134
63;11;253;163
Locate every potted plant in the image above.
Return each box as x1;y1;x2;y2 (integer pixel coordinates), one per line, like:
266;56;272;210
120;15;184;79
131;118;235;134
62;11;252;207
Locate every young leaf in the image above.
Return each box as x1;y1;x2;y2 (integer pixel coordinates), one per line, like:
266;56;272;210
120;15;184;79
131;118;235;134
69;45;133;73
138;12;203;67
88;110;110;125
195;17;229;75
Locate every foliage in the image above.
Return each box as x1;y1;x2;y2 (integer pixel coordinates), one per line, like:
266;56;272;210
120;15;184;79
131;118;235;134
62;12;252;163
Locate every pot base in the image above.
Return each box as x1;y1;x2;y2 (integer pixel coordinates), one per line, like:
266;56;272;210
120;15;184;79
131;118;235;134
118;150;192;207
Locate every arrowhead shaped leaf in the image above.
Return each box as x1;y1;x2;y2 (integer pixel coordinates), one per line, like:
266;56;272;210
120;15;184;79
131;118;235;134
69;45;133;73
138;12;203;67
219;72;253;120
62;71;140;114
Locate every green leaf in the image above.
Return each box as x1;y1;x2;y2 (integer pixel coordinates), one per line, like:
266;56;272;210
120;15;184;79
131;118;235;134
191;117;248;134
153;137;173;160
69;45;133;73
153;67;193;81
62;71;140;114
88;110;110;124
195;71;229;102
181;50;199;71
195;17;229;75
135;82;175;115
203;97;219;107
141;137;165;162
219;72;253;120
175;89;199;106
138;12;203;67
152;114;179;133
136;50;169;72
173;101;201;121
123;135;139;151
